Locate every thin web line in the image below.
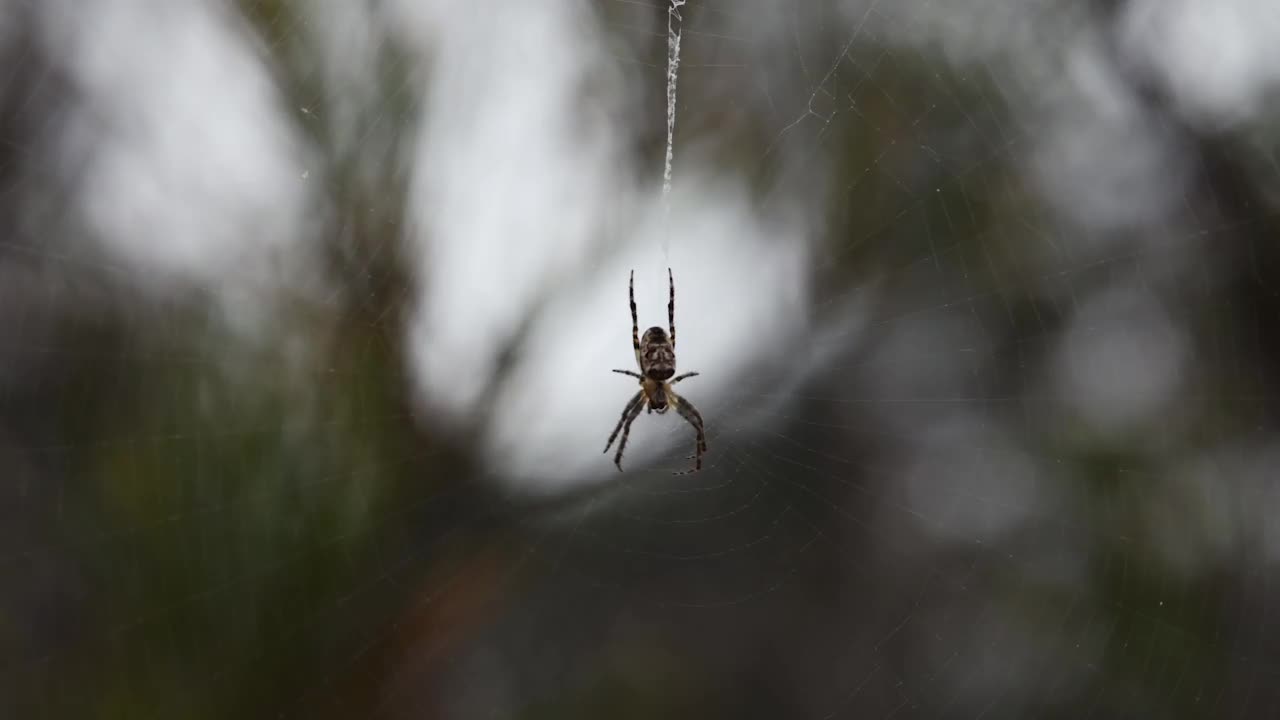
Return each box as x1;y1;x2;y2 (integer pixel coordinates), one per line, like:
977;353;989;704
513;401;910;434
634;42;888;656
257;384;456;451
661;0;686;261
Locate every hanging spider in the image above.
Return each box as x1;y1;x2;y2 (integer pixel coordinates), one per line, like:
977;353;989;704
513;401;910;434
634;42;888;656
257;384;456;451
604;268;707;474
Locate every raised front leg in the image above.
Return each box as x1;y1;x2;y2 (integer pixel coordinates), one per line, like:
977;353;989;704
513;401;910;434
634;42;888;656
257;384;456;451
630;270;642;369
667;267;675;350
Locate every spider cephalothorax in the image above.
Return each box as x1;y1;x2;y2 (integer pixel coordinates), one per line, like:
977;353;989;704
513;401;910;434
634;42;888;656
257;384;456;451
604;268;707;474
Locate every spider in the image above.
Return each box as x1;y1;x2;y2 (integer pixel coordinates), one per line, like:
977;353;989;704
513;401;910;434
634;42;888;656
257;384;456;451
604;268;707;474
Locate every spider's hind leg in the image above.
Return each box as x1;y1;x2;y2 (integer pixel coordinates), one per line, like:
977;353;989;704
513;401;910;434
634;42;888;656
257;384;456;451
668;389;707;474
606;390;647;471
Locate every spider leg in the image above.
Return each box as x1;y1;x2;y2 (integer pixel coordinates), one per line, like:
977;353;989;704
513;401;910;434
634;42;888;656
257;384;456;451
667;267;675;350
671;371;699;384
629;270;642;370
609;392;648;471
604;390;645;455
668;389;707;475
612;369;644;379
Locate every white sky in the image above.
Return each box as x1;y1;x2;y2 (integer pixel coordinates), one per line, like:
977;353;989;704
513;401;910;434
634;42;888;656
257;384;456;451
395;0;812;491
27;0;1280;495
47;0;315;337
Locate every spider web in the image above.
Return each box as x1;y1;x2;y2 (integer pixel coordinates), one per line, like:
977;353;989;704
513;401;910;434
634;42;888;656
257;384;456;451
4;0;1280;718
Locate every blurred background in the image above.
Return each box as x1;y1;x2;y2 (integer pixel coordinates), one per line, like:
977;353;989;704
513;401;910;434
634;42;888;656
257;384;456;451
3;0;1280;717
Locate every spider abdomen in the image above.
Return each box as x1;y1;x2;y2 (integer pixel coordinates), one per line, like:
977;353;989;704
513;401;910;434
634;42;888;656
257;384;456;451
643;351;675;379
646;364;674;381
640;326;676;380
